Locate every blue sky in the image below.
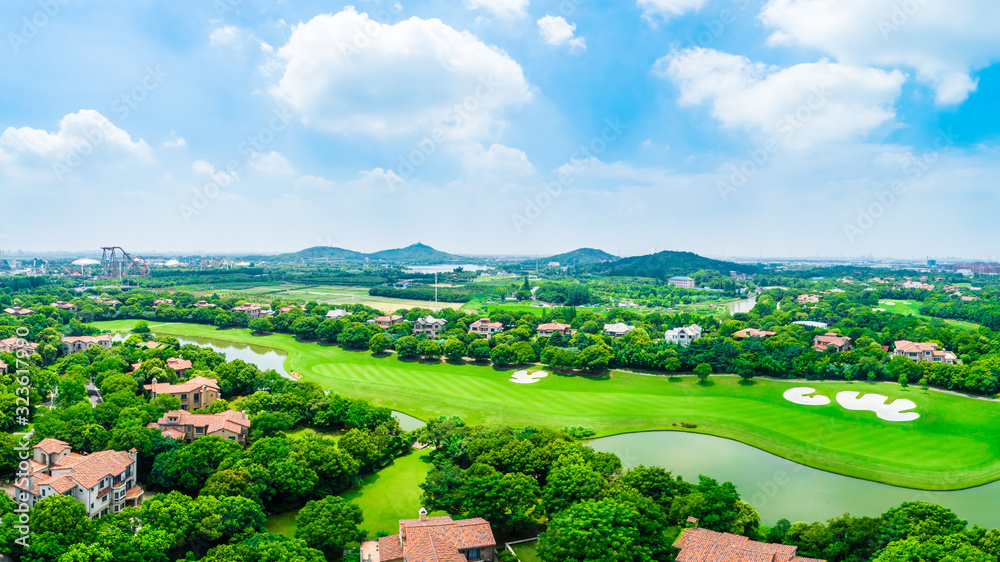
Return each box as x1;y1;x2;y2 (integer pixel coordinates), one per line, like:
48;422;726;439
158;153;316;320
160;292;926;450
0;0;998;259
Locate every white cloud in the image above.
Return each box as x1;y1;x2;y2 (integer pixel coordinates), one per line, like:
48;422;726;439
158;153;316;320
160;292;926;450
656;48;906;148
248;151;294;176
192;159;240;187
294;168;403;192
537;16;586;50
268;8;533;140
459;143;535;175
0;110;152;160
759;0;1000;105
638;0;708;20
209;25;245;46
465;0;529;19
162;133;186;148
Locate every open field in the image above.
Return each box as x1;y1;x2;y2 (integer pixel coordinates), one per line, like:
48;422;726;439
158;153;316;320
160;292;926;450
265;448;440;538
510;540;541;562
878;299;980;330
88;321;1000;490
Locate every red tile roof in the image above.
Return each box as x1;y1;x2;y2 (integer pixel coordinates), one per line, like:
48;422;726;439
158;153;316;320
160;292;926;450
144;375;218;395
733;328;776;338
166;357;194;372
379;516;496;562
35;438;71;455
675;527;825;562
150;410;250;436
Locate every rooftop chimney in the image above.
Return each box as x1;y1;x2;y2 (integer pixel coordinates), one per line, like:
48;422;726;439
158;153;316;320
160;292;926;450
418;507;428;522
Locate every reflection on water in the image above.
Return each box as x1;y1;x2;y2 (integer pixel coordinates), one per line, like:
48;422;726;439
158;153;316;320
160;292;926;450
590;431;1000;528
393;411;427;432
114;332;291;378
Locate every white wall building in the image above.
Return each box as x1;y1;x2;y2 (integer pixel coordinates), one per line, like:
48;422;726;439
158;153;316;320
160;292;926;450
666;324;702;347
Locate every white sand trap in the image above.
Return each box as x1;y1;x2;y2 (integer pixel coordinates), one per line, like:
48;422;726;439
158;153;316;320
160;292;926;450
885;302;895;306
872;308;886;312
783;387;832;406
510;370;548;384
836;391;919;422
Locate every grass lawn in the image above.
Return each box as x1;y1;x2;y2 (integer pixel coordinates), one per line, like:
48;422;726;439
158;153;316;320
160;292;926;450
511;540;541;562
265;449;441;538
878;299;980;331
88;321;1000;490
283;425;345;441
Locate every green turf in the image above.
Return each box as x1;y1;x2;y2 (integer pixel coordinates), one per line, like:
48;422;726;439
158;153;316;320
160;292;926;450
264;449;440;539
511;540;541;562
283;425;345;442
878;300;980;330
87;321;1000;490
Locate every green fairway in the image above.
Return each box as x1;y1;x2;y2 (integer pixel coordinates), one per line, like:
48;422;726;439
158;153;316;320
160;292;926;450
510;540;541;562
878;299;980;330
265;449;440;538
89;321;1000;490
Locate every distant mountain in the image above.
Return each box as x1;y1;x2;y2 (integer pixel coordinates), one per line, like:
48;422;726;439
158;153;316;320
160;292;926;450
593;250;758;279
273;246;366;262
368;243;465;263
269;243;467;264
543;248;618;266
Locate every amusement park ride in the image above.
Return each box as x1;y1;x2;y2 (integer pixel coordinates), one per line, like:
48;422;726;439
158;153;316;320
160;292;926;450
98;246;150;279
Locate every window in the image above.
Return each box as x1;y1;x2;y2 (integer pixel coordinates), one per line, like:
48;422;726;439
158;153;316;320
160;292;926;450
103;495;108;503
193;394;200;402
195;427;204;434
180;393;187;400
465;548;481;560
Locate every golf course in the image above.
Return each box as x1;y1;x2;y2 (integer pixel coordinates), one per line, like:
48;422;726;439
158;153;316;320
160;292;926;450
91;320;1000;491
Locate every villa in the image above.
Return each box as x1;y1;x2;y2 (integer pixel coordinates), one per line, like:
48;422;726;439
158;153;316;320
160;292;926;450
14;439;143;519
894;340;959;365
813;333;852;353
537;322;571;337
604;322;634;337
232;303;264;318
144;375;219;410
413;316;448;338
51;301;78;311
666;324;703;347
797;294;820;304
0;336;39;354
149;410;250;444
469;319;504;339
166;356;194;377
732;328;776;339
375;315;405;328
326;309;352;319
193;300;216;308
61;335;113;354
3;306;34;316
674;520;825;562
361;509;496;562
278;305;303;314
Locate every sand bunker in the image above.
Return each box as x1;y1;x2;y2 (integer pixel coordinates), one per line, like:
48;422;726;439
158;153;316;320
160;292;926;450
836;391;919;422
510;370;548;384
783;387;832;406
783;388;919;422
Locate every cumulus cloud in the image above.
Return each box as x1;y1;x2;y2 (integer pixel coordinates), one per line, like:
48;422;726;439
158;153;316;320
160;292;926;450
464;0;529;19
0;110;152;160
248;151;294;176
192;159;239;187
209;25;246;46
537;16;586;50
638;0;708;20
459;143;535;175
294;168;403;192
759;0;1000;105
268;8;533;140
162;132;186;148
656;48;905;148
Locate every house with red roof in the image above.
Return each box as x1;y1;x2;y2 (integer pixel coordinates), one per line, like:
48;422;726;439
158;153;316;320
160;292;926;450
733;328;777;339
15;438;142;519
148;410;250;444
674;521;825;562
61;334;113;354
812;333;852;353
0;336;39;354
361;509;496;562
536;322;571;337
894;340;959;365
469;319;504;339
144;375;219;410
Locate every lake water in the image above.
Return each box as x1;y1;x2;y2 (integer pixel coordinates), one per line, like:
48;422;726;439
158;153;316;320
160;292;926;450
726;296;757;314
393;411;427;432
590;431;1000;528
114;332;292;378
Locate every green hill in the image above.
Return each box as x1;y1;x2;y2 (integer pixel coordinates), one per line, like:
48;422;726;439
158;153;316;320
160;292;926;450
593;250;758;279
543;248;618;266
368;243;465;264
273;246;366;262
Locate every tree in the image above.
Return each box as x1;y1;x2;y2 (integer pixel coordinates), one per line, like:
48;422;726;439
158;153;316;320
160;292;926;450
294;496;364;559
291;316;320;340
248;318;273;334
132;321;151;334
542;463;606;515
694;362;712;383
420;339;443;360
149;436;243;493
23;495;93;562
537;499;645;562
443;338;467;361
873;534;993;562
468;339;491;362
395;336;420;358
368;333;391;355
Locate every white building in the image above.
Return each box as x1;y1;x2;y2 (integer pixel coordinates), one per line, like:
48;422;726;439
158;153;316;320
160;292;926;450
326;309;352;319
666;324;702;346
604;322;635;337
61;335;113;354
668;276;696;289
15;438;143;519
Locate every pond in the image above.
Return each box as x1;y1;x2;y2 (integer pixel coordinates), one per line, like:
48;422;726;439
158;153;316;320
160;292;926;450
115;332;291;378
590;431;1000;528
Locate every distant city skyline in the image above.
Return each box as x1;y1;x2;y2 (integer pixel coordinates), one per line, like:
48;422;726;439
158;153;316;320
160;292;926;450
1;1;998;256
